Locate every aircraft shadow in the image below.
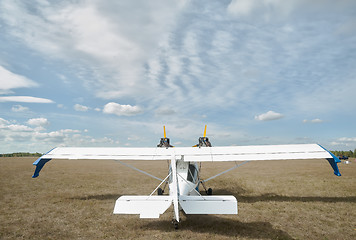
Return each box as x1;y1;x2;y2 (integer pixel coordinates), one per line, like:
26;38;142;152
69;193;121;201
144;215;294;240
237;194;356;203
212;189;356;203
69;190;356;203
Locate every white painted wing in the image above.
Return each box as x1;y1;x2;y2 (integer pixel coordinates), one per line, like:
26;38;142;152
41;144;331;162
34;144;340;178
178;144;332;162
42;147;173;160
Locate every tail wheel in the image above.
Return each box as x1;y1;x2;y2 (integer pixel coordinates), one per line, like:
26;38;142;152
172;219;179;229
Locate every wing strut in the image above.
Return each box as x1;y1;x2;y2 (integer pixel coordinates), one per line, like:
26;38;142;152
115;160;163;182
202;160;250;183
148;172;171;197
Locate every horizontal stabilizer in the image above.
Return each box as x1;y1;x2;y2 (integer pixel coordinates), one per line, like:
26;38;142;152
179;195;237;215
113;196;172;218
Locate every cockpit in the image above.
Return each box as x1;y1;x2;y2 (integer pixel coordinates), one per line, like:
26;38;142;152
168;162;199;184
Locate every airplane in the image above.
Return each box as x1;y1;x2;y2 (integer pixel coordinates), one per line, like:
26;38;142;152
32;125;341;229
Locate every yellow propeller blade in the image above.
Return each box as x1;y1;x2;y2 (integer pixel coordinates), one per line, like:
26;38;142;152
203;125;207;138
163;125;166;138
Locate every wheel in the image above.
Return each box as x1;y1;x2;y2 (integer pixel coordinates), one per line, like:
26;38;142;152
172;219;179;229
207;188;212;195
157;187;163;195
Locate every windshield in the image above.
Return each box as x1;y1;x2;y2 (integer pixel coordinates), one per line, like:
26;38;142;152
187;163;197;182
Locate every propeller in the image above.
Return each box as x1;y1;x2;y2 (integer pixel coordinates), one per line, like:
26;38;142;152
157;126;174;148
193;125;212;147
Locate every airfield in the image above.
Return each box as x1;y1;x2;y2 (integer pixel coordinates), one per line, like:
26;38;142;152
1;157;355;239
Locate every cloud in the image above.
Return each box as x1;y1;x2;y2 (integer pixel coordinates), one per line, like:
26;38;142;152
103;102;143;116
227;0;296;19
0;116;118;152
7;124;33;132
60;129;81;133
11;105;29;112
1;0;356;152
0;65;38;94
0;117;10;127
27;118;49;127
74;104;90;112
155;107;176;116
338;137;356;142
0;96;54;103
227;0;257;16
303;119;323;124
255;111;284;121
2;0;355;117
0;0;187;100
330;137;356;149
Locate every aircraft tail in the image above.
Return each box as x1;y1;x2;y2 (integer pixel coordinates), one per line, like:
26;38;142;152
113;196;172;218
179;195;237;214
113;195;238;218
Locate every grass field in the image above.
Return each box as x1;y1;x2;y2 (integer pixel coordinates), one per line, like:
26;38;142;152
1;157;355;240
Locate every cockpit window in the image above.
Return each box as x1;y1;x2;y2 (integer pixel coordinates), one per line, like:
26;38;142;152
187;164;197;182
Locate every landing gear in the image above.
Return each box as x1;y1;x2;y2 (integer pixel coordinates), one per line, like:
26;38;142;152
157;187;163;195
172;219;179;229
200;180;213;195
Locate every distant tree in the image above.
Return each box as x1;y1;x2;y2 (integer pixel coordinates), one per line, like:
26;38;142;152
330;150;356;158
0;152;42;157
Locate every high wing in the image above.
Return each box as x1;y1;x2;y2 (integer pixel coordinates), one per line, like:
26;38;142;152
177;144;333;161
178;144;341;176
32;143;341;178
38;147;174;160
32;147;173;178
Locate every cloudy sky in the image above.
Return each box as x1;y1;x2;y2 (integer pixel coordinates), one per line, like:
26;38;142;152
1;0;355;153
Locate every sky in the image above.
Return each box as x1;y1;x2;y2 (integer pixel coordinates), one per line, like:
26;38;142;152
0;0;355;153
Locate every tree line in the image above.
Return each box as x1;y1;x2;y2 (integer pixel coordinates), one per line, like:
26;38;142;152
331;149;356;158
0;152;42;157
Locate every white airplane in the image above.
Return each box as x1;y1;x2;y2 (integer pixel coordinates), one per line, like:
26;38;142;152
32;126;341;229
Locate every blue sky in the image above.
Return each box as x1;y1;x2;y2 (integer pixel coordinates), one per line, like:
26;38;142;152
0;0;355;153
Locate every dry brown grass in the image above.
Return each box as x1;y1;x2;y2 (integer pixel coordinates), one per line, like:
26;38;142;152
1;157;355;240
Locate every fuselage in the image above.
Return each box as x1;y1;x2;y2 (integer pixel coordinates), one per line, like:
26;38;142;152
168;159;200;196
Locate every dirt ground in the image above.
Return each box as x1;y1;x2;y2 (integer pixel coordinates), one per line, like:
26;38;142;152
1;157;355;239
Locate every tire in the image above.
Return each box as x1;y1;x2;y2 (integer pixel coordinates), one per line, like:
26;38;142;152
157;187;163;195
207;188;212;195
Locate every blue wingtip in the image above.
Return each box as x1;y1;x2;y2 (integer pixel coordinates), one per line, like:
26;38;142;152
32;148;56;178
32;158;52;178
318;144;341;176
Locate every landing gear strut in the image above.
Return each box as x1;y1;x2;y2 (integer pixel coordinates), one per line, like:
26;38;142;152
200;180;213;195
